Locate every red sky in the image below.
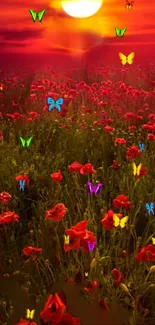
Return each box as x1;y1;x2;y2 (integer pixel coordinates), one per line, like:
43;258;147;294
0;0;155;67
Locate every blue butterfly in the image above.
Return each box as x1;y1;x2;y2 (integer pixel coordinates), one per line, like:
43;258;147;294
20;180;26;192
139;143;145;152
145;202;154;216
47;97;64;112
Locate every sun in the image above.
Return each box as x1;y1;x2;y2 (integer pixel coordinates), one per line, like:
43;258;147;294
61;0;103;18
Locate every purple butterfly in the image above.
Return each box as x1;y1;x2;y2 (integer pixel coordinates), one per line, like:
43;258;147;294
87;182;103;195
88;241;96;252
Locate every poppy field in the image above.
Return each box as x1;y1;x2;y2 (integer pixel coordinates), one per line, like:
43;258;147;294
0;64;155;325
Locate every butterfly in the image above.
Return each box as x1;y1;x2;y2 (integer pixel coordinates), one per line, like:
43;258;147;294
87;182;103;195
29;9;46;22
113;215;128;228
20;180;26;192
145;203;154;216
87;241;96;252
115;27;127;37
139;143;145;152
152;237;155;245
84;272;88;277
19;137;33;148
26;309;35;319
132;162;142;176
119;52;135;65
126;0;134;9
47;97;64;112
64;235;70;244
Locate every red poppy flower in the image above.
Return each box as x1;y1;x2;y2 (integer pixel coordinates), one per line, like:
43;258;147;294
45;203;67;222
64;220;96;253
68;161;82;173
0;192;12;204
50;170;63;184
128;126;136;131
15;319;37;325
64;238;81;252
113;194;132;211
111;160;121;170
80;163;96;175
136;166;147;179
103;125;115;133
115;138;126;145
111;268;124;288
80;230;96;253
101;210;122;230
126;145;141;160
15;174;30;186
65;220;88;238
136;244;155;262
23;246;42;257
142;124;155;131
0;211;20;225
40;293;66;323
59;312;80;325
147;133;155;141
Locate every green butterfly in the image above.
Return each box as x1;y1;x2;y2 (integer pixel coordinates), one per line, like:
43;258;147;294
19;137;33;148
29;9;46;22
115;27;127;37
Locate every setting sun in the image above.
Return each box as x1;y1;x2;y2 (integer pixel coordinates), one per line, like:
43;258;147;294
61;0;103;18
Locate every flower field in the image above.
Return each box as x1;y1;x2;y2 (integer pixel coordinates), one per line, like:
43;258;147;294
0;64;155;325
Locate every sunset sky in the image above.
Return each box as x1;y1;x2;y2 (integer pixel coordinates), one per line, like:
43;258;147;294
0;0;155;67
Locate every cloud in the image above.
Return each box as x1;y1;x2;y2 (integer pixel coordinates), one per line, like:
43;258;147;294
0;28;43;40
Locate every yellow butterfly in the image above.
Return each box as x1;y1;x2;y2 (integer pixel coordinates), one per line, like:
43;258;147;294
85;272;88;277
113;215;128;228
26;309;35;319
132;162;142;176
119;52;135;65
64;235;70;244
152;237;155;245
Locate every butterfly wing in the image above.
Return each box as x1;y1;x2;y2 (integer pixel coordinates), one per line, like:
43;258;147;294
120;28;127;37
56;98;64;112
38;9;46;22
137;163;142;176
119;53;127;65
120;216;128;228
127;52;135;64
87;182;94;194
115;27;120;37
132;162;137;176
26;137;33;148
95;183;103;195
150;202;155;215
152;237;155;245
145;203;150;213
30;310;35;319
113;215;120;227
47;97;55;111
19;137;26;148
29;10;37;22
26;309;30;318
